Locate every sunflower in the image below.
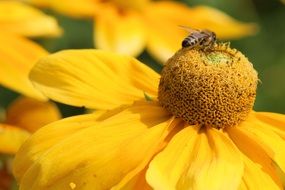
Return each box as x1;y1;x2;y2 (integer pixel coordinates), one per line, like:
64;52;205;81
28;0;257;62
12;43;285;189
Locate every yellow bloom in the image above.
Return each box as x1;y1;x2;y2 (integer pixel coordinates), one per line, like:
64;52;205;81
0;97;61;154
0;1;62;154
29;0;257;62
13;46;285;189
0;2;61;188
0;0;62;100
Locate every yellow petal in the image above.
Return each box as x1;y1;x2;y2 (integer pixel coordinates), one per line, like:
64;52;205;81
146;21;183;63
0;124;29;154
185;6;257;39
14;104;129;178
145;2;257;63
146;126;243;190
226;124;282;189
112;0;150;10
255;112;285;128
48;0;100;18
237;114;285;176
5;96;61;133
95;5;146;57
254;112;285;139
30;49;159;109
24;0;50;7
14;104;130;178
145;2;194;63
239;155;281;190
13;101;172;190
0;33;48;100
0;1;62;37
119;168;152;190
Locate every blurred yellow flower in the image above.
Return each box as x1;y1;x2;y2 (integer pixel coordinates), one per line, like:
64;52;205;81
0;0;62;100
0;97;61;154
0;96;60;190
13;47;285;190
0;3;61;180
28;0;257;62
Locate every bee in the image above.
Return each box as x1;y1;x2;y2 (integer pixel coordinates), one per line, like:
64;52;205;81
180;26;217;50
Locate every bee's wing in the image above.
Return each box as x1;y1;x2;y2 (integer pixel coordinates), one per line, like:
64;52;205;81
178;25;200;33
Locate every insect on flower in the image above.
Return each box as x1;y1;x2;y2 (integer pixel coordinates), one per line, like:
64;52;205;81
13;46;285;190
180;26;217;50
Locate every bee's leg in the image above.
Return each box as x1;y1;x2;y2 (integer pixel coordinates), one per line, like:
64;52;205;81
224;42;231;48
218;42;230;50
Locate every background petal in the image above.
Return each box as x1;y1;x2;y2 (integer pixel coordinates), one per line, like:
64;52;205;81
14;101;172;190
146;126;243;190
0;124;29;154
4;96;61;133
30;49;159;109
48;0;100;18
25;0;51;7
184;6;257;39
0;34;48;100
0;1;62;37
95;6;147;57
145;2;257;63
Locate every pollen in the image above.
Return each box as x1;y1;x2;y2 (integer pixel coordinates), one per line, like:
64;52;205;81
69;182;76;189
158;43;258;128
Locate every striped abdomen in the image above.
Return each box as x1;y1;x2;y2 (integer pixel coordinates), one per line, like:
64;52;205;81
182;35;199;48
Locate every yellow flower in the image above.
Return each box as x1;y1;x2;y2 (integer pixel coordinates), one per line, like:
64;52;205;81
0;0;62;100
0;1;62;154
0;97;61;154
28;0;257;62
13;46;285;189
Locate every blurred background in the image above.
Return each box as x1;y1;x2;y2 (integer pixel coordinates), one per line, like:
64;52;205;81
1;0;284;116
0;0;284;189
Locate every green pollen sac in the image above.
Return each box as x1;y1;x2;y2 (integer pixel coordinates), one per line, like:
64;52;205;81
144;92;153;101
204;51;232;65
158;43;258;129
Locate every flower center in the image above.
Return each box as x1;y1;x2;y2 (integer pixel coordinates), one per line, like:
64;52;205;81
158;44;258;128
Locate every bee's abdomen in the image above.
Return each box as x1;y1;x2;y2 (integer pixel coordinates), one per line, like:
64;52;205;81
182;36;198;48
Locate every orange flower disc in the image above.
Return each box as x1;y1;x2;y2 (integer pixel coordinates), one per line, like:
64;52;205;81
158;44;258;128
